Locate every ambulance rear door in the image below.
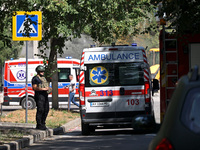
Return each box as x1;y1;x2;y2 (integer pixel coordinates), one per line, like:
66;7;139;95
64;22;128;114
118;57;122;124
113;62;146;118
112;50;146;118
84;51;116;117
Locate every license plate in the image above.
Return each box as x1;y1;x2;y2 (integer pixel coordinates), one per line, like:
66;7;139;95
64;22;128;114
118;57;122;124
90;102;109;107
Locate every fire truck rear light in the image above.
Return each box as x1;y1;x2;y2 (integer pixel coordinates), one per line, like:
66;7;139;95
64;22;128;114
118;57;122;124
145;98;150;103
109;48;118;51
155;138;174;150
4;87;8;96
145;82;150;95
145;81;150;103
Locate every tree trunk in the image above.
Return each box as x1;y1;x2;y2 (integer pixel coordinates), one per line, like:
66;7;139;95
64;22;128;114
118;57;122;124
49;38;58;109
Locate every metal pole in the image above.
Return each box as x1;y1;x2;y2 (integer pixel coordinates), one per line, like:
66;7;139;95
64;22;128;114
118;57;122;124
25;41;28;123
68;89;70;112
0;104;2;122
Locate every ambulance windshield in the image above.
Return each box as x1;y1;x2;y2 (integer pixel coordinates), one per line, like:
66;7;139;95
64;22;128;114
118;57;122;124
85;62;144;87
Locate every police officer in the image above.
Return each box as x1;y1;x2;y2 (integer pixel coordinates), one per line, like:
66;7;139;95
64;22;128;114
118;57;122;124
32;65;51;130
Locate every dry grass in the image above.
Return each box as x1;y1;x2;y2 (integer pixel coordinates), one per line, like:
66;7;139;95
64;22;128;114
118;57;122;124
0;129;24;145
1;109;80;128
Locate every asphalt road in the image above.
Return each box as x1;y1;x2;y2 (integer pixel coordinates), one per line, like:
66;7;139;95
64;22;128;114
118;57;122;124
22;92;160;150
2;92;160;150
24;126;156;150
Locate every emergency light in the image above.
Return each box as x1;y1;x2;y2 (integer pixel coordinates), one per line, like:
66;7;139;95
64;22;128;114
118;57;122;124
131;43;137;46
66;56;72;59
90;45;95;48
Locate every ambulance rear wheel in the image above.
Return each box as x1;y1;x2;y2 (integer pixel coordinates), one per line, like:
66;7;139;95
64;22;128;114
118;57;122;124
21;97;36;109
81;122;90;135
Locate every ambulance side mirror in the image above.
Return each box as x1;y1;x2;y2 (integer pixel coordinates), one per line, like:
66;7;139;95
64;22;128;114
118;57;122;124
152;79;159;96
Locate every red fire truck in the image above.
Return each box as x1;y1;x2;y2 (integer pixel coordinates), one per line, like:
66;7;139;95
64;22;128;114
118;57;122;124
160;28;200;121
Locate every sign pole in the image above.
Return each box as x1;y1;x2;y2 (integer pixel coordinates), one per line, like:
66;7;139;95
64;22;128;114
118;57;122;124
68;90;70;112
25;41;28;123
12;11;42;123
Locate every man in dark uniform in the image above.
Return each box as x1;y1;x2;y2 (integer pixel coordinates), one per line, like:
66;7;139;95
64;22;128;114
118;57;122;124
32;65;51;130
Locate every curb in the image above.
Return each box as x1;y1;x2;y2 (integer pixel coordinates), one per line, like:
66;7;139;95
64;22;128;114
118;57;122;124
53;118;81;135
0;118;81;150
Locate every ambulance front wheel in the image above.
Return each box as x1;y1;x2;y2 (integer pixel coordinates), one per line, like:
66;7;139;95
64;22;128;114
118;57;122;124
21;97;36;110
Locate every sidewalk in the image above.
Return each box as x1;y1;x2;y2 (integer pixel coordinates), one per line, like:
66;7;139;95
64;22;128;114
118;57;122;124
0;118;81;150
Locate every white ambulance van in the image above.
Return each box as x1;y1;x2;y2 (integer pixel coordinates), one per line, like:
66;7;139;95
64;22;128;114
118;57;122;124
79;44;153;135
3;58;79;109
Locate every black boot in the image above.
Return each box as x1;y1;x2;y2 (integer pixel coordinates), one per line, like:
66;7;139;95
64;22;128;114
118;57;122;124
36;124;47;130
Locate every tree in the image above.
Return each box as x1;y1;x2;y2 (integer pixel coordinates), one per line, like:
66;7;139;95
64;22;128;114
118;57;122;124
116;11;159;49
0;0;155;109
151;0;200;34
0;13;22;87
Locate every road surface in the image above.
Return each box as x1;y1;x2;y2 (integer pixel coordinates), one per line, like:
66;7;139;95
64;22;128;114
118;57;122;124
23;92;160;150
24;126;156;150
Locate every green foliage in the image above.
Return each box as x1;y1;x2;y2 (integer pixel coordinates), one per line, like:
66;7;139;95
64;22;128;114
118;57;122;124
0;41;22;65
116;11;159;50
0;0;156;108
1;0;155;53
151;0;200;34
0;0;156;68
0;27;22;85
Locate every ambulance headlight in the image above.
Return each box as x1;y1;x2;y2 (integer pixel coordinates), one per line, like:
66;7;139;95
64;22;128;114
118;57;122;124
131;43;137;46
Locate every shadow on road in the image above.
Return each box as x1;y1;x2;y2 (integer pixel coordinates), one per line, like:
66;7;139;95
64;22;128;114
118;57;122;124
24;128;156;150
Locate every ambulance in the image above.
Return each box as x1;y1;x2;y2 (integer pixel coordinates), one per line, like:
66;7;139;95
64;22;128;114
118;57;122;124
3;58;80;109
79;44;153;135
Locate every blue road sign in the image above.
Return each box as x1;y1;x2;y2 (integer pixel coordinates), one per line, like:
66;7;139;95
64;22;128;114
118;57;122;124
16;15;38;37
12;11;42;41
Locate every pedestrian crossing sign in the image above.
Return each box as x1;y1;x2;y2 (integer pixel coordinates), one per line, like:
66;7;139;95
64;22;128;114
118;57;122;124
12;11;42;41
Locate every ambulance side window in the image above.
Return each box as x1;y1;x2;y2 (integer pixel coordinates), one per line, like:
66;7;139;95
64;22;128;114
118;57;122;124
58;68;70;82
115;63;144;86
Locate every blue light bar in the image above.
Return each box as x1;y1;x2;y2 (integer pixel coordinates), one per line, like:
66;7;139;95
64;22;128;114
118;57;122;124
90;45;95;48
131;43;137;46
66;56;72;59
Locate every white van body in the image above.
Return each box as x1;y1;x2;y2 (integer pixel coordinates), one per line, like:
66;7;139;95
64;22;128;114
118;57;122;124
79;45;152;135
3;58;80;109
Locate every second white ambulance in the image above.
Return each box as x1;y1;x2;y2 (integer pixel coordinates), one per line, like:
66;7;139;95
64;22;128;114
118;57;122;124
79;44;153;135
3;58;80;109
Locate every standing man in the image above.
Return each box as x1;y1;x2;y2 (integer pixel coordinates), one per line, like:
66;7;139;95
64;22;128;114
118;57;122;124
64;75;79;109
32;65;51;130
